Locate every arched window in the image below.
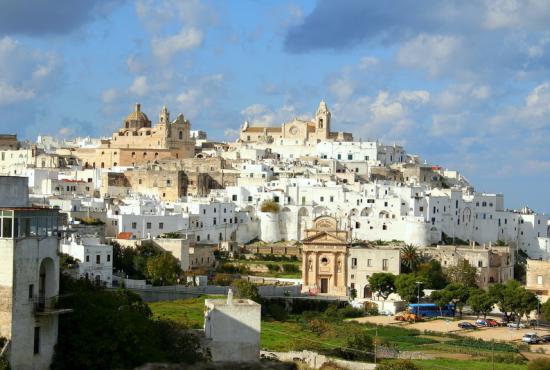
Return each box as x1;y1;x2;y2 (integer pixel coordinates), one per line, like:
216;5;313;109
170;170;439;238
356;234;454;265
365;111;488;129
219;233;223;241
179;131;183;140
319;118;323;128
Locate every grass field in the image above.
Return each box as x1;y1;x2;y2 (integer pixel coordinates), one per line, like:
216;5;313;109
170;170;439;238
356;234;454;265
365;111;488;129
148;296;529;369
411;358;527;370
148;295;223;329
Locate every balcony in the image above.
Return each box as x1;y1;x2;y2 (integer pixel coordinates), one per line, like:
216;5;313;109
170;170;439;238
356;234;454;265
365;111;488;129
33;296;73;316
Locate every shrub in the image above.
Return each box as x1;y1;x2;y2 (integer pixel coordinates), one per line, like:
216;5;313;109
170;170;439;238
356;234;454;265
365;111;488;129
308;319;332;336
528;358;550;370
366;306;379;316
231;279;260;302
260;200;280;213
282;263;299;273
265;263;280;272
266;302;288;321
376;360;420;370
212;273;233;286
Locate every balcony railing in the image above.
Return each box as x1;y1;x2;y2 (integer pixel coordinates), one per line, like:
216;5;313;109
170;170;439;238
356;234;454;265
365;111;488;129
33;295;72;316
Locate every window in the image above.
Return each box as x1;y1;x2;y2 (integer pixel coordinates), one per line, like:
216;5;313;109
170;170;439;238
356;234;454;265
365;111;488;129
364;156;369;160
232;194;237;201
86;255;90;263
382;259;388;271
367;259;372;267
273;196;280;203
321;257;328;265
337;154;341;160
330;196;334;202
348;154;353;160
419;206;424;212
320;196;324;202
145;222;151;229
159;222;164;229
96;255;101;264
2;217;12;238
107;254;111;262
538;275;543;285
382;224;387;230
478;260;483;267
247;196;252;202
196;235;200;242
34;327;40;354
29;284;34;300
351;258;357;269
131;222;137;229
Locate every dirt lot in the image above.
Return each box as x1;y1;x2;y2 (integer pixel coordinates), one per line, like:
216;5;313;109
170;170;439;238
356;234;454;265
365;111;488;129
351;315;550;342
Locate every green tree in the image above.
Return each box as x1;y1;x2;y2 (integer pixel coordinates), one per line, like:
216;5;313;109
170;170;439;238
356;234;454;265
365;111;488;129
400;245;420;272
145;252;181;286
346;330;373;361
430;289;452;316
541;299;550;321
231;279;260;302
467;289;495;318
417;260;448;289
443;283;471;318
445;259;478;287
395;274;424;303
368;273;396;300
52;276;203;370
489;280;538;324
377;360;420;370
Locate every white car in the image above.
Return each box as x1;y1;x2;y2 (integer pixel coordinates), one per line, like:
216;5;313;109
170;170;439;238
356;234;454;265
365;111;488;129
507;322;526;329
522;333;542;344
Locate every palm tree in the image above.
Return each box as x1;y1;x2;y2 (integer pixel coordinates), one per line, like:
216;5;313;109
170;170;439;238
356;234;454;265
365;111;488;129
400;244;420;272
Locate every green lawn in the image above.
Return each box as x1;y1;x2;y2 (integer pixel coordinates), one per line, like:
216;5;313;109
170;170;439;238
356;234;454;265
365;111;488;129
148;295;223;329
412;358;527;370
148;297;529;370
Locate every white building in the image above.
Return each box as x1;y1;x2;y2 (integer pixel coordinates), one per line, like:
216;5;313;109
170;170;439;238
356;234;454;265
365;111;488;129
204;293;261;362
0;177;63;370
60;236;113;287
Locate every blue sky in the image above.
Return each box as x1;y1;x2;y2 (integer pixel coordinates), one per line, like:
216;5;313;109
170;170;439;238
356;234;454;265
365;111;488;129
1;0;550;212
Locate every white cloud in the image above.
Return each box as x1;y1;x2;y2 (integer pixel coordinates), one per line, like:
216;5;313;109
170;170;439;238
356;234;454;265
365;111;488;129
0;81;35;104
240;104;303;127
128;75;148;96
329;78;354;101
174;73;225;119
0;36;61;105
397;34;463;77
359;56;379;70
101;88;119;104
152;27;203;63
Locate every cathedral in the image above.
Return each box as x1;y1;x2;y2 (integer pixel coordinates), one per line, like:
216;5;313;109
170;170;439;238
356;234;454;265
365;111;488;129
75;103;195;169
239;101;353;145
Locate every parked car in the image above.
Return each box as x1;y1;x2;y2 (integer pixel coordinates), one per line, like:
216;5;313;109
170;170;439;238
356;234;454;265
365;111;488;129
507;322;526;329
522;333;542;344
486;319;499;327
541;335;550;343
476;319;489;327
458;322;477;329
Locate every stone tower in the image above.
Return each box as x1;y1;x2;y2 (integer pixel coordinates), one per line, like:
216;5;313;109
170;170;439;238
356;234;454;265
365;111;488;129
315;100;331;139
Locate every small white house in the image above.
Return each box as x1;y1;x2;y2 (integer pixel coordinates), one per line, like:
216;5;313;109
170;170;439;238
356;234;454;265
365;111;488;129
60;236;113;287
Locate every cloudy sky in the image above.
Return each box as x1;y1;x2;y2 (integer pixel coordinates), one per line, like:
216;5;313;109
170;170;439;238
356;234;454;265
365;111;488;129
1;0;550;212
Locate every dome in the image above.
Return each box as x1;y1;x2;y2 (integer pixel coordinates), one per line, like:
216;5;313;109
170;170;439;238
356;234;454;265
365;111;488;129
124;103;151;129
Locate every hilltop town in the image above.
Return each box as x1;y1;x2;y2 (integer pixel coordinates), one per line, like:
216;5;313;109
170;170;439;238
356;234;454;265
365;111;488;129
0;101;549;369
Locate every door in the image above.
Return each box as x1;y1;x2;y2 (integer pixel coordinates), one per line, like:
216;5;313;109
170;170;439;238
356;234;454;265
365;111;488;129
320;278;328;293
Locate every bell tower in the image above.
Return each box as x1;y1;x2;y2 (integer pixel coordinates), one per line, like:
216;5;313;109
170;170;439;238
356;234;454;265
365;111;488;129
159;105;170;124
315;100;331;139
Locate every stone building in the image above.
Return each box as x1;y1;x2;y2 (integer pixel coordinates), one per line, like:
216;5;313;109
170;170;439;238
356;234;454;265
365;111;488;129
301;216;349;296
0;135;19;150
101;166;188;201
420;243;514;289
526;259;550;302
74;104;195;169
239;101;352;144
348;247;401;299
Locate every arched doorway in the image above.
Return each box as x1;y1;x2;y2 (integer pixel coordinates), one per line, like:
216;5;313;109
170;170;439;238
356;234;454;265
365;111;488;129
38;257;56;310
363;285;372;299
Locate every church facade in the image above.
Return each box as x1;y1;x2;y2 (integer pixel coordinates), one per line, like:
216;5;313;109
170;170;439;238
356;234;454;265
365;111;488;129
301;216;349;297
239;101;353;145
74;104;195;169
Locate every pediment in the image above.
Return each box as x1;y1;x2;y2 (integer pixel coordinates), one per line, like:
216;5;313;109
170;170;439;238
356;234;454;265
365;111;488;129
302;231;347;245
